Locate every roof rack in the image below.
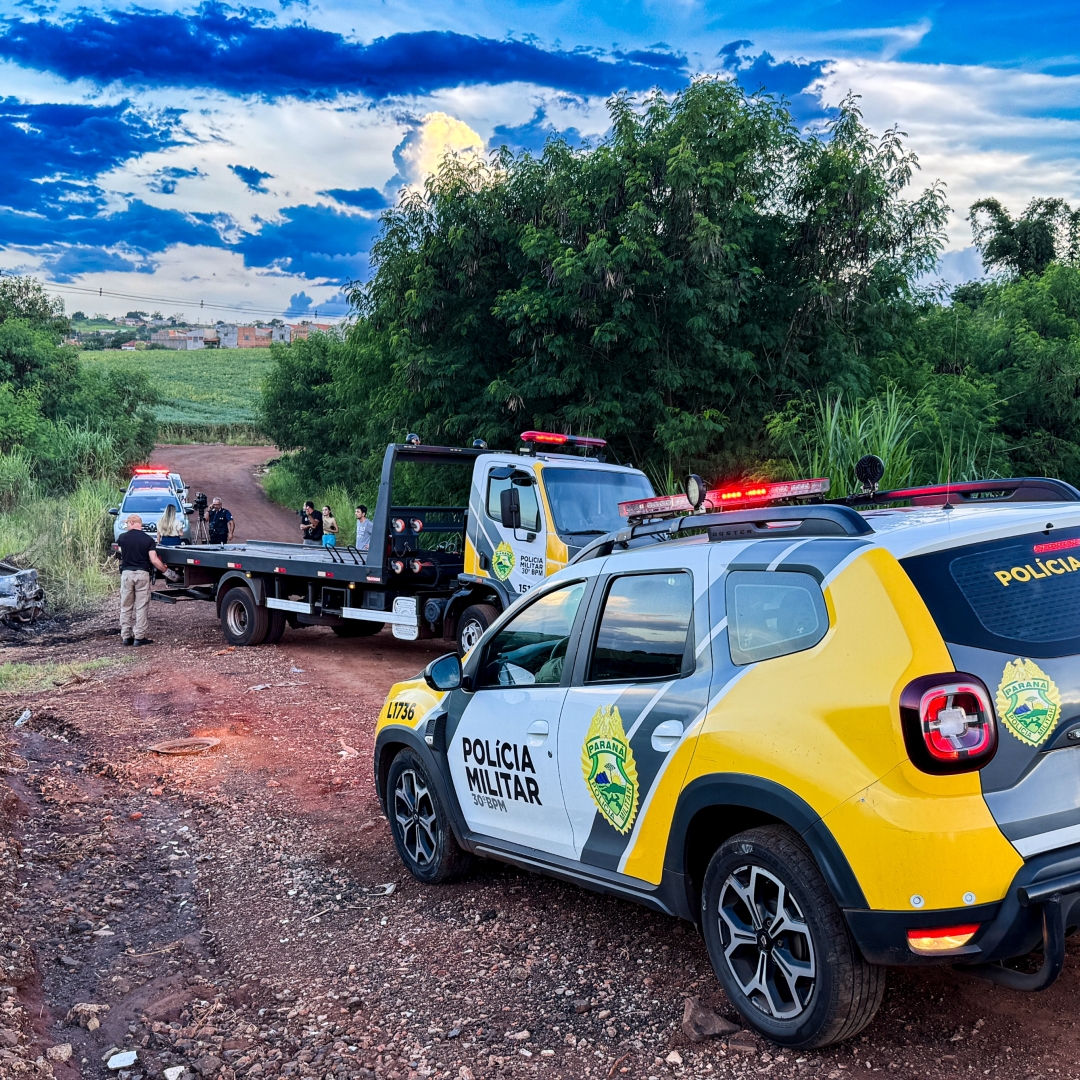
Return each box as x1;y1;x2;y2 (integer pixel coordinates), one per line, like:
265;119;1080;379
842;477;1080;507
571;505;871;564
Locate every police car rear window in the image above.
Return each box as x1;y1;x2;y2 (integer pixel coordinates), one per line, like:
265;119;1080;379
901;526;1080;658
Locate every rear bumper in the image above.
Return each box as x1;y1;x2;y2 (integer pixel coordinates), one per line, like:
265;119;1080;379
846;842;1080;973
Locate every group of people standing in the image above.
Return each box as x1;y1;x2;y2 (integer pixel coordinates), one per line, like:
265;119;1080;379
301;502;373;550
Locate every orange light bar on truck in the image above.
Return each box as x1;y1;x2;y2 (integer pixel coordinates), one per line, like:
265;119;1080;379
620;477;831;519
520;431;607;449
133;467;170;476
907;925;980;954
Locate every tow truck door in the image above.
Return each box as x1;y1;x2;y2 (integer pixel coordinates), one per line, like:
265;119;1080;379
471;464;548;599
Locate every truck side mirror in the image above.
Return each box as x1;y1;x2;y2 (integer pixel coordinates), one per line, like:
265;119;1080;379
107;507;119;516
424;653;462;692
500;486;521;530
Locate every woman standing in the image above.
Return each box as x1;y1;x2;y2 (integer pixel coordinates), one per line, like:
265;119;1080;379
157;504;186;547
322;505;339;547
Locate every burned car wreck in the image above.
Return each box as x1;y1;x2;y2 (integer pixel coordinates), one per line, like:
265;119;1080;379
0;559;45;623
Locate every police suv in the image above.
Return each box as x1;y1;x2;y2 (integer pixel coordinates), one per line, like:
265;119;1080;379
374;470;1080;1048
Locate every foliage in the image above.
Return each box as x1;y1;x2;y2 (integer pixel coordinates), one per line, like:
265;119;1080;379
157;422;266;445
970;198;1080;278
261;462;363;546
0;478;121;612
0;657;124;693
0;274;68;336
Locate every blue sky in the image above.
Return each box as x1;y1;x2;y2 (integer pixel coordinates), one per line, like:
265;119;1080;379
0;1;1077;321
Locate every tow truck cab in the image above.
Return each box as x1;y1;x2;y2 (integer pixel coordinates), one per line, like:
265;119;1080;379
369;432;654;650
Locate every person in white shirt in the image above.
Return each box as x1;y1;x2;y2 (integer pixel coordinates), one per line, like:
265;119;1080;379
354;504;373;550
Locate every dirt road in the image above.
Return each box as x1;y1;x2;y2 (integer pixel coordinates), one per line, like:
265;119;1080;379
2;446;1080;1080
151;445;297;544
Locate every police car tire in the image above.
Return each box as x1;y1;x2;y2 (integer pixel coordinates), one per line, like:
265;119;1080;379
219;586;269;646
457;604;499;654
265;609;287;644
387;750;474;884
701;825;885;1049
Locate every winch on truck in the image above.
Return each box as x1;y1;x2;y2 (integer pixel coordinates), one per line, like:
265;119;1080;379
152;431;654;652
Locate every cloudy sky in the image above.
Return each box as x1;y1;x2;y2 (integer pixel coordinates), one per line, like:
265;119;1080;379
0;1;1077;322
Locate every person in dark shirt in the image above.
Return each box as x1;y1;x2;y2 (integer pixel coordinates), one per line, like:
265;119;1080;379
300;501;324;546
208;497;234;543
116;514;175;645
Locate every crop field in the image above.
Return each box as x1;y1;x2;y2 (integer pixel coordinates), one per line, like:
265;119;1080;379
80;347;274;428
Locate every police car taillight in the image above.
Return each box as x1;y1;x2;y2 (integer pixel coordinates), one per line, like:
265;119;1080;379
907;924;980;954
899;674;997;774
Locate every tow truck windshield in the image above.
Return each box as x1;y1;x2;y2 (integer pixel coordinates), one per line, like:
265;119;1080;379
543;468;654;536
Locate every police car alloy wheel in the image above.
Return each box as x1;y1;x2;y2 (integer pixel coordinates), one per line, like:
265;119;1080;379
701;826;885;1048
386;750;473;883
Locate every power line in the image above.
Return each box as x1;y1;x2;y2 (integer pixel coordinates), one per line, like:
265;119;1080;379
37;279;351;322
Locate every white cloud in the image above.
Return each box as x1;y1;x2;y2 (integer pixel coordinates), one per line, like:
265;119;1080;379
817;59;1080;247
396;111;486;188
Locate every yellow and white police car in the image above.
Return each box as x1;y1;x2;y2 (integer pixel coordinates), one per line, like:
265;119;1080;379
374;470;1080;1048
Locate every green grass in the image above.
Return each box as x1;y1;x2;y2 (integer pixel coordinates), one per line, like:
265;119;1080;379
0;479;122;613
81;347;275;427
0;657;127;692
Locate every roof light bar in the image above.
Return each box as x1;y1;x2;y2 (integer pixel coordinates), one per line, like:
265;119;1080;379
619;477;830;520
132;467;170;476
519;431;607;449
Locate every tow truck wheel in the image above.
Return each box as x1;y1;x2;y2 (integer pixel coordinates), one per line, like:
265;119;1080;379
457;603;499;654
701;825;885;1049
219;586;269;647
387;750;474;884
265;609;287;644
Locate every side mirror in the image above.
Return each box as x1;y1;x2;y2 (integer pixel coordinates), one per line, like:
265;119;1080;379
500;486;521;529
184;504;194;514
107;507;119;516
424;653;463;692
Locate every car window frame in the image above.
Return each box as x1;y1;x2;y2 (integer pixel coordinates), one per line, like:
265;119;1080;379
576;568;697;687
468;576;595;692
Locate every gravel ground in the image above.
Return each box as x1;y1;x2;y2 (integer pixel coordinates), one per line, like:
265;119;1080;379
3;601;1080;1080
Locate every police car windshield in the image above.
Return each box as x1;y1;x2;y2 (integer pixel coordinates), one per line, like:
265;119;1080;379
543;469;654;536
122;494;179;514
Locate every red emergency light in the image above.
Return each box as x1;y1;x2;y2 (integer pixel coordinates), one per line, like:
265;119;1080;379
520;431;607;450
133;467;170;476
619;477;831;520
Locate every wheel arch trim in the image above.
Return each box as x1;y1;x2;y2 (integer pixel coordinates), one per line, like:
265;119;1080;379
374;726;470;847
215;571;263;612
665;773;868;912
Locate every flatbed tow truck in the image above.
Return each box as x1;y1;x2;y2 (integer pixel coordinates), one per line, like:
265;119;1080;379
153;431;654;652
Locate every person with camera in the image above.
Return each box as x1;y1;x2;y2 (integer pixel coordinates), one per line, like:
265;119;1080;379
208;497;234;544
117;514;178;646
300;501;323;546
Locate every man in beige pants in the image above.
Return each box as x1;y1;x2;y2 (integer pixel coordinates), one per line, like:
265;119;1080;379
115;514;174;645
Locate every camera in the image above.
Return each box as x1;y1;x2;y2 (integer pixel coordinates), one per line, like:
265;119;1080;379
296;507;310;525
193;492;209;513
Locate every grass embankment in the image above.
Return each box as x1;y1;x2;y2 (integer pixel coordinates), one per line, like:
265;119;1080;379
262;466;364;547
81;347;274;443
0;477;121;613
0;657;127;692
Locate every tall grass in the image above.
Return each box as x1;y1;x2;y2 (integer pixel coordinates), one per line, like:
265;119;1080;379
262;463;363;546
0;450;34;512
157;422;267;445
0;479;120;612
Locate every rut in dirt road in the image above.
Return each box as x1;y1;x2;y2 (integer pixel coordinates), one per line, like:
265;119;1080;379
151;445;296;544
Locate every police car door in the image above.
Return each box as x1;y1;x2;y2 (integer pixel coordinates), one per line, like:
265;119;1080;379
556;549;712;874
447;579;588;858
481;465;548;598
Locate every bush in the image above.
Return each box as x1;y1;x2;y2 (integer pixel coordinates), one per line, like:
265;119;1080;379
0;449;33;512
0;479;119;612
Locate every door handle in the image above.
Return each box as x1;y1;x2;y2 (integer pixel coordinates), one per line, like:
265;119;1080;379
526;720;549;745
651;720;683;753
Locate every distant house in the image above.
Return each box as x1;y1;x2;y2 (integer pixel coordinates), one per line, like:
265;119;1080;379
216;323;290;348
288;321;334;341
151;328;213;351
120;341;139;351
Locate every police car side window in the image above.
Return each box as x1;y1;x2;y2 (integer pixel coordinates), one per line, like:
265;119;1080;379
487;474;541;532
478;581;586;688
726;570;828;665
588;572;694;683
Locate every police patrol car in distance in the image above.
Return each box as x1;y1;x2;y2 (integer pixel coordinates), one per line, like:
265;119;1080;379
374;459;1080;1048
